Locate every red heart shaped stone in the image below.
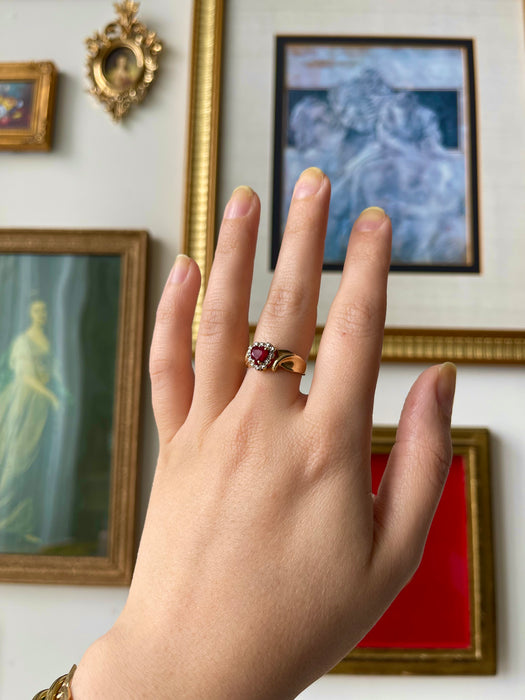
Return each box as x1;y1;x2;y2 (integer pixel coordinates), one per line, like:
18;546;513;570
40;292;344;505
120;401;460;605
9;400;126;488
251;346;269;364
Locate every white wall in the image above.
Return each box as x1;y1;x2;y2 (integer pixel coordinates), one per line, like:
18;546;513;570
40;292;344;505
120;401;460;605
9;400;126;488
1;2;524;699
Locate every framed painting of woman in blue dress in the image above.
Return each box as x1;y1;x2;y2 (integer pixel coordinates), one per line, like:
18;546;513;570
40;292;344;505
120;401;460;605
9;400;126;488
0;229;147;584
272;37;479;272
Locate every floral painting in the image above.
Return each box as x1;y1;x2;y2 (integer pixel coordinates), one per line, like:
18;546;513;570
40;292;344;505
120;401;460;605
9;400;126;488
0;81;35;130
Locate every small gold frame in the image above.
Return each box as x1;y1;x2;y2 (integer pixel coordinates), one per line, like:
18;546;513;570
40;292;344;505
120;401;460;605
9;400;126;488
0;62;57;151
332;427;496;675
183;0;525;364
0;229;147;585
86;1;162;122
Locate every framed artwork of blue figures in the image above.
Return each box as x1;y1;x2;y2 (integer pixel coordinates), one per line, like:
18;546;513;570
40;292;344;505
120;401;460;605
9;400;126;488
272;37;479;273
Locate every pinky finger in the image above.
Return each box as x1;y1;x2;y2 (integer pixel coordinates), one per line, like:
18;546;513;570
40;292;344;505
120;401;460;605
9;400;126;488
149;254;201;443
372;363;456;585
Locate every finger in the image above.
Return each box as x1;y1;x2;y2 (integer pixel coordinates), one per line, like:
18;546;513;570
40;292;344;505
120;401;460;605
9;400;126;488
372;363;456;585
150;254;201;443
193;186;260;416
307;207;391;434
247;167;330;401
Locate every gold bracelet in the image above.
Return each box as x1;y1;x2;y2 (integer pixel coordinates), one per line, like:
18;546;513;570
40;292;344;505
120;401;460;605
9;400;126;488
32;665;77;700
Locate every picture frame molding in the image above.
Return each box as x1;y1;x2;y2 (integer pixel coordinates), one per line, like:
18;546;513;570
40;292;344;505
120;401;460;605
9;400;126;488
0;229;148;585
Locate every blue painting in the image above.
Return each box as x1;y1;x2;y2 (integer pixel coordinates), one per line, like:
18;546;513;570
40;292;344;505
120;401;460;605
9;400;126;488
272;39;479;272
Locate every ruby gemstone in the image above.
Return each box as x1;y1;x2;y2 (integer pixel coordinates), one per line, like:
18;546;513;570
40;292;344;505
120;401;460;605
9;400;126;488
251;346;270;364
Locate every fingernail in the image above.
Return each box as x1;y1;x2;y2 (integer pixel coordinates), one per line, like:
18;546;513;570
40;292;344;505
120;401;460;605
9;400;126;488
437;362;457;418
354;206;387;232
293;167;324;199
224;185;254;219
170;254;191;285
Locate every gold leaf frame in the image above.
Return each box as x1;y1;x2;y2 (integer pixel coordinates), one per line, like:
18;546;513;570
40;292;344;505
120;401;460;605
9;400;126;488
0;62;57;151
183;0;525;364
86;1;162;122
0;229;147;585
332;427;496;675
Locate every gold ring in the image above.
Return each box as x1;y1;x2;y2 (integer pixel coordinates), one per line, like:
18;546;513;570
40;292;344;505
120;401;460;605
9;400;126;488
245;342;306;375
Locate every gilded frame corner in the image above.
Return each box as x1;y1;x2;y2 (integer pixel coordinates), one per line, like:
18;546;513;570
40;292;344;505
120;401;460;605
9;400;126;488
0;229;148;585
330;426;496;675
183;0;525;364
0;62;57;151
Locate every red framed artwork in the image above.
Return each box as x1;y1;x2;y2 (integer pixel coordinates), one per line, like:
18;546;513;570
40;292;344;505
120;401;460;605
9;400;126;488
332;427;495;675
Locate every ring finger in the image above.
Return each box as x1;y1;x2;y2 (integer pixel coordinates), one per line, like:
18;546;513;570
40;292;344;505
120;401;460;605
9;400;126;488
245;167;330;403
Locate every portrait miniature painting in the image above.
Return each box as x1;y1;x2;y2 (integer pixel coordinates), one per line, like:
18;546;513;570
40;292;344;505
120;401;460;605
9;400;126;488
103;46;142;90
0;254;121;557
0;81;35;130
272;38;479;272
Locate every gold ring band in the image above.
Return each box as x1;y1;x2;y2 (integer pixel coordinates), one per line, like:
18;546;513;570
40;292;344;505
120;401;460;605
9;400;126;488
245;342;306;375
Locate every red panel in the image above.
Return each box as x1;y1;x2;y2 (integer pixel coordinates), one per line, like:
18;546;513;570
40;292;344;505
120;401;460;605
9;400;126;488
357;453;471;650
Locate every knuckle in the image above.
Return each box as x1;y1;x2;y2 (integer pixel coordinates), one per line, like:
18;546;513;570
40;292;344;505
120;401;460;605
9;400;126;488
149;353;172;379
301;411;345;479
264;285;308;321
209;407;265;471
216;224;241;257
331;294;383;339
353;236;390;270
399;434;452;493
149;336;179;380
198;302;236;340
415;433;452;491
352;242;380;267
426;439;453;490
155;296;177;324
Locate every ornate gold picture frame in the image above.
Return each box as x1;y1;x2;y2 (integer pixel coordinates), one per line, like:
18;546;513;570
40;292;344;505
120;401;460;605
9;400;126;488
0;229;147;585
86;1;162;121
183;0;525;364
0;62;57;151
332;427;495;675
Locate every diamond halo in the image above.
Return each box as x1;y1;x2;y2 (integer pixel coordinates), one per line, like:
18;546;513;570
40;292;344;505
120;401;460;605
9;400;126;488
245;342;276;370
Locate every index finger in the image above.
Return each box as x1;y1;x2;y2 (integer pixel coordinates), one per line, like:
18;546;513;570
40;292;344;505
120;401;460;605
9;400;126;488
306;207;392;437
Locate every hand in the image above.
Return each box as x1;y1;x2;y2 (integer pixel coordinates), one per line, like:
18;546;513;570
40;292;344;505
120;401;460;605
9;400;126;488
72;168;455;699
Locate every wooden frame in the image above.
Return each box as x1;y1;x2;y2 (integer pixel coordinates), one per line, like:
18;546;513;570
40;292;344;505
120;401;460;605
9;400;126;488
183;0;525;364
0;229;147;585
0;62;57;151
331;427;496;675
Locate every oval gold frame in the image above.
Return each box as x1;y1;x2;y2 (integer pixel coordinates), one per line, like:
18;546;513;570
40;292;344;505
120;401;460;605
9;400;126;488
86;2;162;121
93;40;145;98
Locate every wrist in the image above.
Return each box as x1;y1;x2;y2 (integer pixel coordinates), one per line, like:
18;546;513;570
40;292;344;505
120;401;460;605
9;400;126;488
71;626;152;699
